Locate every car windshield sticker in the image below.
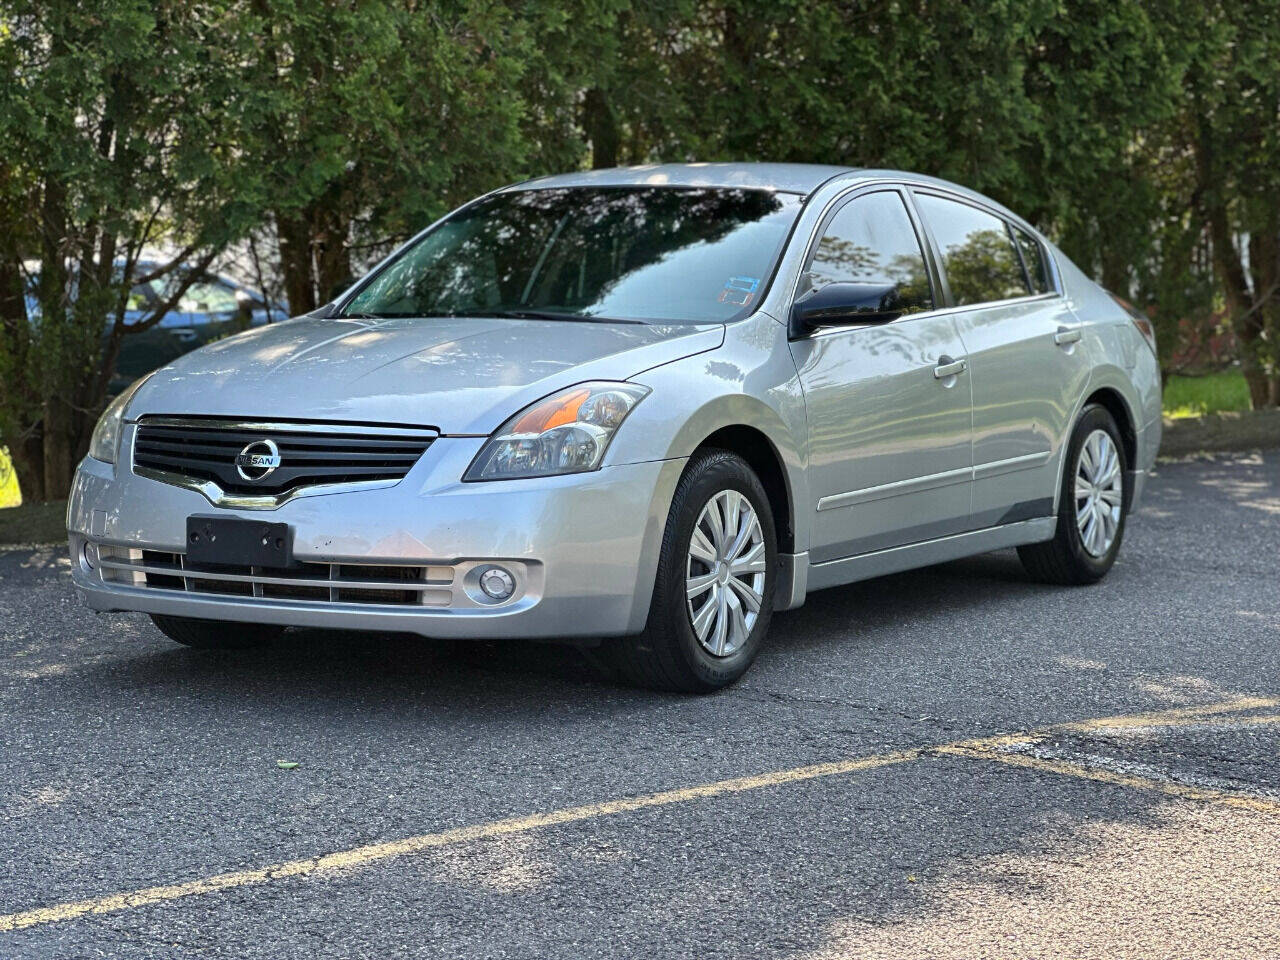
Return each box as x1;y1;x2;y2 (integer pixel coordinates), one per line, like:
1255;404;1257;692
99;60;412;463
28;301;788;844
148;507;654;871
719;276;760;306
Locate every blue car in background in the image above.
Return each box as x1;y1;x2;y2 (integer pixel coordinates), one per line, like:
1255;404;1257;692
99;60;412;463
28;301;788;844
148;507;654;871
25;262;275;394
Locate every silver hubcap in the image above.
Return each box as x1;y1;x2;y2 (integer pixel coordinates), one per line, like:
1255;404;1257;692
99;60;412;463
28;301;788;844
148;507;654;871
1075;429;1123;557
686;490;767;657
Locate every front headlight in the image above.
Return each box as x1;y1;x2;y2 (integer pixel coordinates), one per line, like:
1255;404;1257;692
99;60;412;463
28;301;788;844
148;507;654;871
88;378;147;464
464;381;650;481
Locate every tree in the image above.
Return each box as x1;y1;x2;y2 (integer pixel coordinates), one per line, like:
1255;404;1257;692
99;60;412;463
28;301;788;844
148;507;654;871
3;0;1276;510
1014;0;1191;376
0;0;258;500
234;0;544;315
1181;0;1280;407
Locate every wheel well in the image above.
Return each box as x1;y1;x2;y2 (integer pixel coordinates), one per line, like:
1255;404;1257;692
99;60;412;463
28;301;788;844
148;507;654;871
1084;388;1137;469
696;426;794;553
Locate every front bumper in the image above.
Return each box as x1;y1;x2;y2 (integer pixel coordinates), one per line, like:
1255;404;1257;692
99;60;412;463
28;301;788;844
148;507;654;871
69;428;685;639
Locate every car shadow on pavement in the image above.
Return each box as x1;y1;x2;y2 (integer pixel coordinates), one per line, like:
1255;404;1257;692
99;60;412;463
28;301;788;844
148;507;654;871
764;547;1069;655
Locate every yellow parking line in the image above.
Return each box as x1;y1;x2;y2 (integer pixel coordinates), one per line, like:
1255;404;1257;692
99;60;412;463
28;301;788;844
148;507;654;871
1060;696;1280;733
948;696;1279;752
3;695;1278;934
0;749;924;932
944;746;1280;815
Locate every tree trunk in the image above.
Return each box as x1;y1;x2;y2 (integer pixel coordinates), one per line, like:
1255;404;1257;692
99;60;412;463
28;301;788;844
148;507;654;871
1242;367;1274;409
582;87;619;170
276;213;316;316
1100;253;1130;297
0;249;24;322
10;432;46;505
313;203;352;304
1246;224;1280;409
721;8;761;158
1196;124;1277;410
41;397;75;500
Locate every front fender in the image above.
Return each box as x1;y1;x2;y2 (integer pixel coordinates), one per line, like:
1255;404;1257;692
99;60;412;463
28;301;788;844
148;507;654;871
606;313;813;552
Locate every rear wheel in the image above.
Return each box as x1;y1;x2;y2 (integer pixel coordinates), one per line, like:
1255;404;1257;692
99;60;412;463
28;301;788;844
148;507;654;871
1018;404;1128;584
611;450;776;693
150;615;283;650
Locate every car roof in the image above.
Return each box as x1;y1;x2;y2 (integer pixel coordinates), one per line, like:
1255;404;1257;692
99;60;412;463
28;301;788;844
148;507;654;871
502;164;1033;228
506;163;857;196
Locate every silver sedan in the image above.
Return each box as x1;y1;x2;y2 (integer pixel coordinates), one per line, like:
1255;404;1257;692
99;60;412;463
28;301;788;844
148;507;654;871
69;164;1162;691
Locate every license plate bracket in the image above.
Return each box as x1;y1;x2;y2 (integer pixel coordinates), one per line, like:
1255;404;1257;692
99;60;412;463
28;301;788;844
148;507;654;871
186;516;292;567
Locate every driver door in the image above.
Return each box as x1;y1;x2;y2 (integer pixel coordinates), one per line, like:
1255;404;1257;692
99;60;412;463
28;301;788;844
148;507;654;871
788;188;974;563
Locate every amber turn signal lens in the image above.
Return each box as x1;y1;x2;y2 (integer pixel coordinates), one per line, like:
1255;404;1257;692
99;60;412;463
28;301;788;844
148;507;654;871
510;388;590;434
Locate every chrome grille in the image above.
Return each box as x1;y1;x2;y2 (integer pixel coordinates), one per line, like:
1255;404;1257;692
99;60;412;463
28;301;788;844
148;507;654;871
132;416;436;496
99;547;454;607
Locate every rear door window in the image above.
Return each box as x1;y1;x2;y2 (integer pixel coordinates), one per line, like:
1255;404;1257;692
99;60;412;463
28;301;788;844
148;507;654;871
915;194;1030;306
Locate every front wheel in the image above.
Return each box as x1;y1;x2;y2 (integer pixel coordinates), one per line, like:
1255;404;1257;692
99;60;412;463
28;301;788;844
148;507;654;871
1018;404;1128;584
610;450;777;693
150;615;284;650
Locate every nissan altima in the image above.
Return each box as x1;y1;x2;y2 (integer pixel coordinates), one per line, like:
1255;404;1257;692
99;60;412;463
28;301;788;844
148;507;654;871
69;163;1161;691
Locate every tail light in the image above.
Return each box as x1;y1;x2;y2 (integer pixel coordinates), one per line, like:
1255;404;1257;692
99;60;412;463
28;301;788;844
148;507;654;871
1109;293;1157;357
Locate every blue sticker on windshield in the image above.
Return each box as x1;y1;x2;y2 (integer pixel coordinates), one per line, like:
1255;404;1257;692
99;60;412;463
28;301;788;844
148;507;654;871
719;276;760;306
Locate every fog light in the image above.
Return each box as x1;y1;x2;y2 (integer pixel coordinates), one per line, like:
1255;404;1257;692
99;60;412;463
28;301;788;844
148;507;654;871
82;541;99;570
478;566;515;601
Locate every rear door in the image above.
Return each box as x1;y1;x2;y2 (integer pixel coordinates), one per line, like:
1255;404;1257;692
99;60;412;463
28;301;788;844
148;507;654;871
911;191;1088;528
789;187;974;563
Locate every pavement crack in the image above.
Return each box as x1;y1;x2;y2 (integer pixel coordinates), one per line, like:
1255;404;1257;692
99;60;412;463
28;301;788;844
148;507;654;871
734;687;964;734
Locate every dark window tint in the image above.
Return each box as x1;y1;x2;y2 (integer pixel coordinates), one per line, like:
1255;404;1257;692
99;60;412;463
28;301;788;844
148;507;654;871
806;191;932;314
915;194;1030;306
1012;225;1051;294
343;187;802;324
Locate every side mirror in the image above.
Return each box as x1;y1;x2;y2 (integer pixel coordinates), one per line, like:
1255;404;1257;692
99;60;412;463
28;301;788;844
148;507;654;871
791;281;905;335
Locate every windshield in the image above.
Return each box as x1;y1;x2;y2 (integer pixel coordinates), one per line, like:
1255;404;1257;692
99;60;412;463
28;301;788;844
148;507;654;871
341;186;803;324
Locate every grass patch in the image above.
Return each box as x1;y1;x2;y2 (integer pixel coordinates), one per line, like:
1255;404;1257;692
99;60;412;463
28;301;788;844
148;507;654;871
1163;370;1252;419
0;499;67;546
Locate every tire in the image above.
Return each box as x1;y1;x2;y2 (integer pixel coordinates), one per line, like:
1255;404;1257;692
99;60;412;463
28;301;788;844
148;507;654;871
610;449;777;693
1018;404;1128;585
150;614;283;650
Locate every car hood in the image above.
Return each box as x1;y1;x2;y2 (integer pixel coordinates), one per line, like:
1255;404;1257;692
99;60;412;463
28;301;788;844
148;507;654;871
125;315;723;434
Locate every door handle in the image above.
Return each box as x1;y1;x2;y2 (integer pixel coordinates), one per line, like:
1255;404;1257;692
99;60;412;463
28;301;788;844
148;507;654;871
933;356;967;379
1054;326;1082;346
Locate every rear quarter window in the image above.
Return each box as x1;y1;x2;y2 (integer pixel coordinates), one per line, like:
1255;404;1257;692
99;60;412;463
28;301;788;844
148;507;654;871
1012;225;1052;295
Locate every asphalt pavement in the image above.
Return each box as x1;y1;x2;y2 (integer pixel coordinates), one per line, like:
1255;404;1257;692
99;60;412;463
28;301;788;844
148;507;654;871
2;451;1278;958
